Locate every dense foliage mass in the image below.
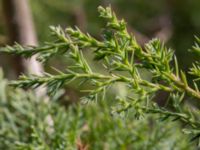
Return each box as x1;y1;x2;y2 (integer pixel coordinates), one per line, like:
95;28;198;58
0;70;193;149
1;6;200;149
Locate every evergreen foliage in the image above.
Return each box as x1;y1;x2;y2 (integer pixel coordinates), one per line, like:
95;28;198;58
1;6;200;149
0;69;194;149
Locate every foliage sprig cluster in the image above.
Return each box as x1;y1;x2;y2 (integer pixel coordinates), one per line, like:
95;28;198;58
0;70;192;149
2;6;200;143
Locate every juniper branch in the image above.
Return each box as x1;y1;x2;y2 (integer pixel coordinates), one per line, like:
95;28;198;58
1;6;200;141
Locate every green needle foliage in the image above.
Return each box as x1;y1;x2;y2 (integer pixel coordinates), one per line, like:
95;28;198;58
0;70;194;149
1;6;200;147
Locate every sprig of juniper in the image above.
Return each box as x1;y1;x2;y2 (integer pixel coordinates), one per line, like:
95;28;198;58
1;6;200;141
0;26;69;63
189;37;200;81
0;72;192;149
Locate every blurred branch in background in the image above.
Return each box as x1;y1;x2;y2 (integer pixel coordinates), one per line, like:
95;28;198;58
110;2;172;46
73;4;87;31
153;14;173;42
127;26;149;45
2;0;45;96
0;35;7;46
